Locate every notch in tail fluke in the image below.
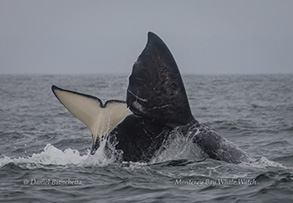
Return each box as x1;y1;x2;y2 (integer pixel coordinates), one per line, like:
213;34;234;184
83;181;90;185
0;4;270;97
51;85;132;154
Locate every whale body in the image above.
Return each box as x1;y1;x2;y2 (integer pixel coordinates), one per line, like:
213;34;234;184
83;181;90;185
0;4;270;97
52;32;251;163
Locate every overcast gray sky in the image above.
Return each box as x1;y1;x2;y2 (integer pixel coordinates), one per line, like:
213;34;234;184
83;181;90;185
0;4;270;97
0;0;292;74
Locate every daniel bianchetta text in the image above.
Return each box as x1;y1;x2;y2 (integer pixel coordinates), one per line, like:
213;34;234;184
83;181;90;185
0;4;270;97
175;178;256;186
23;179;82;186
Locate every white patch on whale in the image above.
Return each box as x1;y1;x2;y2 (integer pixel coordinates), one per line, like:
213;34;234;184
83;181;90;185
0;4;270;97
52;86;132;145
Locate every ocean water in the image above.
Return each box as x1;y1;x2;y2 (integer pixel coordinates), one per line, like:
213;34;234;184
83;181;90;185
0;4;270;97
0;74;292;202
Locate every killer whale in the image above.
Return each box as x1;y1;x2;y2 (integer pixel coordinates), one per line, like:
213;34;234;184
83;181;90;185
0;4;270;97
52;32;251;163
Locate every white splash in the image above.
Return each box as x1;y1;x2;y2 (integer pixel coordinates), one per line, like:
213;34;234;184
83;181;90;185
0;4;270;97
150;129;207;164
240;156;288;169
0;139;288;170
0;140;116;169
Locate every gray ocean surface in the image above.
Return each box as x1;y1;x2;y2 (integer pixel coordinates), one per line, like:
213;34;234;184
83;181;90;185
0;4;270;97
0;74;292;202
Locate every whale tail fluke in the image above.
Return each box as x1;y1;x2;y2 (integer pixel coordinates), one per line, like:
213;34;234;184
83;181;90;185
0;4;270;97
51;85;132;154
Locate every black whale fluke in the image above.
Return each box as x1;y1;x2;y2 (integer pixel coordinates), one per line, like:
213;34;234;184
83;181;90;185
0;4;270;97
127;32;194;127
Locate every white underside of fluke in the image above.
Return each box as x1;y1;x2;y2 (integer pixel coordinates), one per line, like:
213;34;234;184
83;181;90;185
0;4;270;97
52;86;132;144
